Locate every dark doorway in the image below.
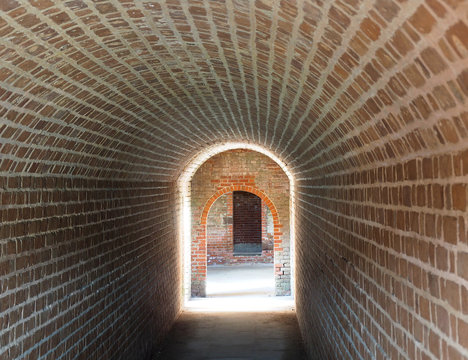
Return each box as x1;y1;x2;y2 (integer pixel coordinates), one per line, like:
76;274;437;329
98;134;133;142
233;191;262;255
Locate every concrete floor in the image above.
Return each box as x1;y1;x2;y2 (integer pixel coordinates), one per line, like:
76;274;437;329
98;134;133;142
186;264;294;312
154;265;306;359
207;263;275;297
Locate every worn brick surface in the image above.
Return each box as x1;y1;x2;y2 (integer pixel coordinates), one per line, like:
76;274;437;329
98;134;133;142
0;178;179;360
0;0;467;359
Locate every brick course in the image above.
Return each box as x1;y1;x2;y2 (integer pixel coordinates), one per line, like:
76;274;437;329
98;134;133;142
296;150;468;359
0;177;179;360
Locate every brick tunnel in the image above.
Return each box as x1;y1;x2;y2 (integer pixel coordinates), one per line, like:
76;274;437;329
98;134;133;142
0;0;467;359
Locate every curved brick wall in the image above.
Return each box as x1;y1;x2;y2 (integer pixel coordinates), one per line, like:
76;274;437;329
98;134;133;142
0;0;467;359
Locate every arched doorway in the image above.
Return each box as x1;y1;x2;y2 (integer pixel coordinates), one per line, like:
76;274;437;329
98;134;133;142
177;143;295;306
189;149;291;297
205;191;276;297
192;186;284;297
205;191;275;265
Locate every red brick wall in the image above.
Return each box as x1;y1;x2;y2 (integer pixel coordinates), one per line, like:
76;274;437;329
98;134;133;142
0;177;180;360
207;192;233;265
206;192;274;265
296;151;468;360
262;201;275;251
191;150;290;297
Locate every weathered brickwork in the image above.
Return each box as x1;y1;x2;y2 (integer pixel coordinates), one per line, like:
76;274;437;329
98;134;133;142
206;192;274;265
191;150;290;297
296;149;468;359
207;192;234;265
0;177;179;360
0;0;467;358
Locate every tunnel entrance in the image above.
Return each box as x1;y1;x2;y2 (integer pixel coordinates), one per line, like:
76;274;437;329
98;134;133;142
178;143;296;308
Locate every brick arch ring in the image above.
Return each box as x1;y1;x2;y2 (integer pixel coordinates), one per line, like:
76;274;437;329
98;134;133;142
200;185;283;260
192;185;285;297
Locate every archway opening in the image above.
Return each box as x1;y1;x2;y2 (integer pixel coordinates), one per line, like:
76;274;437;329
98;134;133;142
204;190;278;298
205;191;276;298
178;143;296;311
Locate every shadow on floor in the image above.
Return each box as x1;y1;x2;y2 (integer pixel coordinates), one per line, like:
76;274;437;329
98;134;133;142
154;264;305;359
153;311;307;360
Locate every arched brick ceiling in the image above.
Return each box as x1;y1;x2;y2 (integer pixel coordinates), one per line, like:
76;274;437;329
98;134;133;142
0;0;467;180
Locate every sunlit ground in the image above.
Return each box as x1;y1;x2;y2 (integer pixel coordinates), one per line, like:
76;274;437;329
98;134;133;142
185;264;294;312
